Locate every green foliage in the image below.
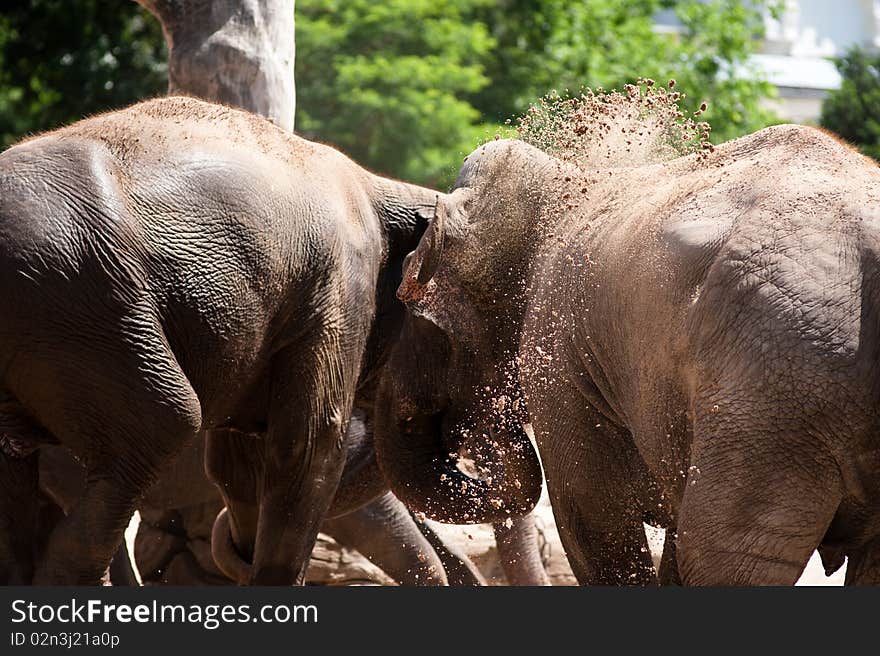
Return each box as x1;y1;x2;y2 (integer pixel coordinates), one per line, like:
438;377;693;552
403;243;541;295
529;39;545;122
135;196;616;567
820;46;880;162
471;0;673;122
471;0;780;144
0;1;166;149
668;0;781;142
298;0;781;187
296;0;497;187
0;0;781;186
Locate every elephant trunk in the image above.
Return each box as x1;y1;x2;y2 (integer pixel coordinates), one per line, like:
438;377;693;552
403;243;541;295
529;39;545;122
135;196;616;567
211;507;251;584
493;514;551;586
373;379;542;525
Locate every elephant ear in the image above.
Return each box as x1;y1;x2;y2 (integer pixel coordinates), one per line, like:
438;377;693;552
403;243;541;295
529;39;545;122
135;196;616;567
397;196;447;303
397;190;483;345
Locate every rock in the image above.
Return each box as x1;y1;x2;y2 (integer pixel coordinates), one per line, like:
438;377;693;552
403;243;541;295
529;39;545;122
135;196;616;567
304;534;397;586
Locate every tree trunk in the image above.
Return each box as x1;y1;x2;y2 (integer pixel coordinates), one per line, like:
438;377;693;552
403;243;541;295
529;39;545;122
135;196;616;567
135;0;295;131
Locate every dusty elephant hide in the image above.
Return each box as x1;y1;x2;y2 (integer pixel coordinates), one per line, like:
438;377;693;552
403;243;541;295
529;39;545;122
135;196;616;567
376;125;880;586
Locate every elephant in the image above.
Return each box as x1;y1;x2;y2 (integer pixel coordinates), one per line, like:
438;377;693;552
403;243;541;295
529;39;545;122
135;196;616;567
125;407;547;587
137;489;545;586
374;125;880;585
37;422;487;586
37;411;546;586
0;95;443;585
203;410;547;586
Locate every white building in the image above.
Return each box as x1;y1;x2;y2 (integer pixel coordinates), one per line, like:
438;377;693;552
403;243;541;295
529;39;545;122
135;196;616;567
758;0;880;122
658;0;880;123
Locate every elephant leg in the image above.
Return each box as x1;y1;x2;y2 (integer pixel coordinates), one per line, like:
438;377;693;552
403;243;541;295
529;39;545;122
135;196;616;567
415;520;487;586
676;395;843;586
34;416;200;586
35;445;138;586
492;514;551;585
844;536;880;585
109;538;139;586
35;451;188;586
552;493;655;586
0;450;40;584
248;336;356;585
657;530;681;585
534;393;656;585
34;445;135;585
30;346;202;583
325;409;387;518
323;491;449;585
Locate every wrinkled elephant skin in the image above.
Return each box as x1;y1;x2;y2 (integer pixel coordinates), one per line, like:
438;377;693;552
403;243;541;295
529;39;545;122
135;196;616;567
378;126;880;585
0;97;438;585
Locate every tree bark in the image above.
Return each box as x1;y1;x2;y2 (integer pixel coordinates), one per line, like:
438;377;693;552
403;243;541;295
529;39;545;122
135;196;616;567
135;0;295;131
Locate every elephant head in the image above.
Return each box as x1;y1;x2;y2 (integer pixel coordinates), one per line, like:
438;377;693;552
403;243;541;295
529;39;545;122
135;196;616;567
374;139;566;524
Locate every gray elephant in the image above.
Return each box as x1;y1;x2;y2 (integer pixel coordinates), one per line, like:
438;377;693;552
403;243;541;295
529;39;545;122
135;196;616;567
130;409;547;586
0;96;440;585
136;489;544;586
37;428;490;587
38;412;546;586
375;126;880;585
